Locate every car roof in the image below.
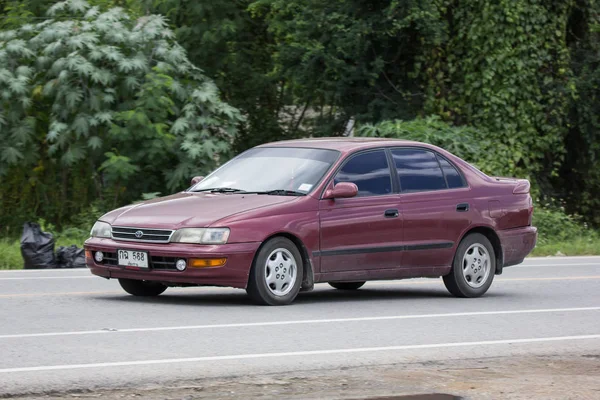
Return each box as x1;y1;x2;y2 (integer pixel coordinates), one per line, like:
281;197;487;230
257;137;434;153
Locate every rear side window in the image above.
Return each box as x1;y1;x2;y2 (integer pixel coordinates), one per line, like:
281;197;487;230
437;156;466;188
334;150;392;196
391;149;446;192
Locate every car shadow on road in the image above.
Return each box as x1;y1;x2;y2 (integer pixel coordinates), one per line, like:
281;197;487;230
91;286;507;307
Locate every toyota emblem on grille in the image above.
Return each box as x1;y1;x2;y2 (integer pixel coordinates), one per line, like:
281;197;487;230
134;230;144;239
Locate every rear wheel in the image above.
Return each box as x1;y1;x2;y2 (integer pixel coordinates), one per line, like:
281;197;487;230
443;233;495;298
328;281;366;290
246;237;303;306
118;278;167;297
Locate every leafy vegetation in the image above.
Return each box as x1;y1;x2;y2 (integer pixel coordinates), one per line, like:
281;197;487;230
0;0;241;234
0;0;599;266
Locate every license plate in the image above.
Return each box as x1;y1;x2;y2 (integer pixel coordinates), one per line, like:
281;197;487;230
118;250;149;268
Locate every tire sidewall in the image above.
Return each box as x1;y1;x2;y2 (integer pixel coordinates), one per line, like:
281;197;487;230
452;233;495;297
249;237;304;305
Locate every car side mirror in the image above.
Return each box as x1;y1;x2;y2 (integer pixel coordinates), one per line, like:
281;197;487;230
323;182;358;199
191;176;204;186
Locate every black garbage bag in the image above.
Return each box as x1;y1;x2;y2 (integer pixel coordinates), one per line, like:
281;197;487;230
56;245;86;269
20;222;56;269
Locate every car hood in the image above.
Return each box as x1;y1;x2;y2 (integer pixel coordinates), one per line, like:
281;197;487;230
100;192;298;229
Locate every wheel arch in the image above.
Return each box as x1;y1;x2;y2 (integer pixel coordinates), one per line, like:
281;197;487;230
458;226;504;275
250;232;315;291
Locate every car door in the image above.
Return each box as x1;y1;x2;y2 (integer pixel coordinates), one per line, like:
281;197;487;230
391;148;471;270
318;149;403;272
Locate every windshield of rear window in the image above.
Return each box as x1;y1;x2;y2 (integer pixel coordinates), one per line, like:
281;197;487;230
189;147;340;194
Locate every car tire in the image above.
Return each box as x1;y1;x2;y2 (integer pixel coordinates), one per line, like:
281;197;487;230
246;237;304;306
328;281;366;290
118;278;167;296
443;233;496;298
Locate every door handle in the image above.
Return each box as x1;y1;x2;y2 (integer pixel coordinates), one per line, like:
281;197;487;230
384;209;399;218
456;203;469;212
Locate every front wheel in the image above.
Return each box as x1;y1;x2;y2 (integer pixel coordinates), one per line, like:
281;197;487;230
246;237;303;306
328;281;366;290
443;233;495;298
118;278;167;297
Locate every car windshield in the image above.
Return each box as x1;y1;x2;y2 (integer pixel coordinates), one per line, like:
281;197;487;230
189;147;340;194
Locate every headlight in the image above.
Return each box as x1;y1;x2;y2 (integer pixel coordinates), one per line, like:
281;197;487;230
170;228;230;244
90;221;112;238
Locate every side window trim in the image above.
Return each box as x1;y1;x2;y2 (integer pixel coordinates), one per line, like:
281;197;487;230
385;148;401;193
321;148;395;199
434;153;450;189
436;153;468;189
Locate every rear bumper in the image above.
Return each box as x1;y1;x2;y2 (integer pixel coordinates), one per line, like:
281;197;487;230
84;238;260;289
497;226;538;268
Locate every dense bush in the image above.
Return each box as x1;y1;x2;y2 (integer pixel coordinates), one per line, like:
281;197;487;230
0;0;241;234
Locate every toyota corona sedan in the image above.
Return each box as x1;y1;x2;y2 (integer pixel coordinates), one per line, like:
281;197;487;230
85;138;537;305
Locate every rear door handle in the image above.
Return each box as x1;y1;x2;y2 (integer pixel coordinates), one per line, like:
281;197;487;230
456;203;469;212
384;209;399;218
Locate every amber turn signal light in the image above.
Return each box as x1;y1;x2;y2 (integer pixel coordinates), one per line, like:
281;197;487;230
189;258;227;268
85;250;92;262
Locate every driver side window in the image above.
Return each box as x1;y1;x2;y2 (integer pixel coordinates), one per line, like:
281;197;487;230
334;150;392;197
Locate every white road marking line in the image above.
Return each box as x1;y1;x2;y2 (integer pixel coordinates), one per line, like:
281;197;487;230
1;306;598;340
1;334;599;374
0;276;95;280
517;263;599;267
0;269;88;273
526;256;600;260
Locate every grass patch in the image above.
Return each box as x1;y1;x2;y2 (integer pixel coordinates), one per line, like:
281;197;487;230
532;237;600;257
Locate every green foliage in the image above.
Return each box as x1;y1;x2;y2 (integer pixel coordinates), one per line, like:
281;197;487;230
0;0;241;234
2;0;600;236
558;2;600;227
0;239;23;269
145;0;286;152
420;1;573;183
249;0;447;134
255;0;597;226
531;203;599;257
532;205;594;246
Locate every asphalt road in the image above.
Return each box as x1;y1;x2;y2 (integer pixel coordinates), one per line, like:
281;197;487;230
0;256;599;397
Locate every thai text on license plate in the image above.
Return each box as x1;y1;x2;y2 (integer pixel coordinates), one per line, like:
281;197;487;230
118;250;149;268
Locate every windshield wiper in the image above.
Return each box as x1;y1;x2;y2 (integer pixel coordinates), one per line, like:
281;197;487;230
191;187;247;193
256;189;306;196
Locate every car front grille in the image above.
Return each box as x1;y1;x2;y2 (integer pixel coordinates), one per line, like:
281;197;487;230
102;252;119;266
150;256;179;270
99;252;179;271
111;227;173;243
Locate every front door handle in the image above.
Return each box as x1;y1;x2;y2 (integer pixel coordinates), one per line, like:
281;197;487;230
456;203;469;212
384;209;399;218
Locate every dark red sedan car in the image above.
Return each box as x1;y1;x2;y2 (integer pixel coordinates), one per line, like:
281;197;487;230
85;138;537;305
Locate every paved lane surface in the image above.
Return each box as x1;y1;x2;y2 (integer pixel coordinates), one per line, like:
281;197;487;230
0;256;599;396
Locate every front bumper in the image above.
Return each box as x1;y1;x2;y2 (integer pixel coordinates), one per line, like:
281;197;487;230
498;226;538;268
84;238;261;289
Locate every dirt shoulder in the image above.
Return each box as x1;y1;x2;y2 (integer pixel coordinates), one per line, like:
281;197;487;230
6;353;599;400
